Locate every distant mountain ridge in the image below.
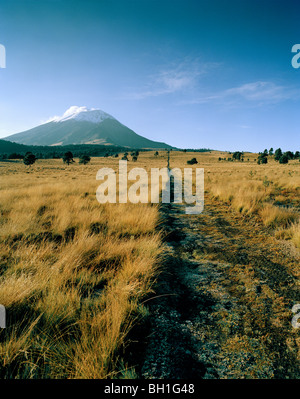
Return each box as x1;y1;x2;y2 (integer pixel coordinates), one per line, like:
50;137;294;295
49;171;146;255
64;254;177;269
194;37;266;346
4;106;173;149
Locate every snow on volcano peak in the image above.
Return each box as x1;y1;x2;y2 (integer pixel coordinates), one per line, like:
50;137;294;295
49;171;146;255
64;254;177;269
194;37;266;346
49;106;115;124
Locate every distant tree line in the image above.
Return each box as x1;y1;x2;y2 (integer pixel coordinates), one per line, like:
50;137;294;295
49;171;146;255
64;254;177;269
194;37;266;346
0;140;144;159
217;148;299;165
182;148;212;152
257;148;299;165
218;151;245;162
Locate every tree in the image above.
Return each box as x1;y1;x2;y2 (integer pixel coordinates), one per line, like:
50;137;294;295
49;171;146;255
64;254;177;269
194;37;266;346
257;152;268;164
79;155;91;165
295;151;300;159
122;155;128;161
285;151;294;160
232;151;243;161
279;154;288;164
132;155;138;162
23;152;37;166
154;151;159;157
269;148;274;156
274;148;282;161
63;151;74;165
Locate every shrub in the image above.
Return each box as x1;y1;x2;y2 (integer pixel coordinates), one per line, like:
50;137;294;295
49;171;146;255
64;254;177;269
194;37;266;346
23;152;37;166
279;154;288;164
285;151;294;160
274;148;282;161
63;151;74;165
187;157;198;165
257;153;268;164
262;176;271;190
232;151;243;161
79;155;91;165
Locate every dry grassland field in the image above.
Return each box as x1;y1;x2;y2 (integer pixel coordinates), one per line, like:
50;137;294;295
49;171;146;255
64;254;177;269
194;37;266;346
0;150;299;379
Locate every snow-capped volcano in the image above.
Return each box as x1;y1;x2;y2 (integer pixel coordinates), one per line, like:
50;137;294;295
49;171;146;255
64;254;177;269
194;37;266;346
49;106;115;124
4;106;172;149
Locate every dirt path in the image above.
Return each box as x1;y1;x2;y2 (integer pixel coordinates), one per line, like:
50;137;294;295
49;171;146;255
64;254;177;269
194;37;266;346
139;196;300;379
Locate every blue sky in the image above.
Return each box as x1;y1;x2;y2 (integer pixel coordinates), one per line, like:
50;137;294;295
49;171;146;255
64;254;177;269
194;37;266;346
0;0;299;151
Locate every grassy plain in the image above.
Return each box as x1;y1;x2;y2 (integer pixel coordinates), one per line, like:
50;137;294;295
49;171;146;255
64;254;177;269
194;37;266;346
0;157;163;378
0;150;299;378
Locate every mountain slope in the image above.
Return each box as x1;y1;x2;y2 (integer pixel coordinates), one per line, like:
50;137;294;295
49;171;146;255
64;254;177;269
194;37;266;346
4;106;172;149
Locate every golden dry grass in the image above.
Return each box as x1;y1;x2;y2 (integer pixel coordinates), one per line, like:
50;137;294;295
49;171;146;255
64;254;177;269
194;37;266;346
0;158;164;378
170;151;299;246
0;149;299;378
160;150;299;247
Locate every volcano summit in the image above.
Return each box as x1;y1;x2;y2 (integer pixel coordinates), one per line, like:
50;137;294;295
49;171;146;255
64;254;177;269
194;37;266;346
4;106;172;149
